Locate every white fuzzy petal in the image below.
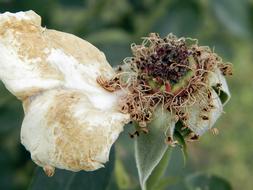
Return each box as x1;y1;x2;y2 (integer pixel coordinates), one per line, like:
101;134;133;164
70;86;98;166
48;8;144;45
0;10;114;101
0;11;130;173
208;68;231;105
0;11;63;99
186;89;223;136
21;89;129;171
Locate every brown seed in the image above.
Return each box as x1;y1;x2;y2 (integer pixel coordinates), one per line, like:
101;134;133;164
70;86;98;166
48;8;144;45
120;104;129;114
207;90;212;99
166;136;172;144
216;83;222;88
129;133;134;138
202;107;209;112
201;115;209;120
189;133;199;141
129;131;139;138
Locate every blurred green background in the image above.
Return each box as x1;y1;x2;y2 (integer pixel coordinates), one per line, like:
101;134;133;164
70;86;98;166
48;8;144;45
0;0;252;189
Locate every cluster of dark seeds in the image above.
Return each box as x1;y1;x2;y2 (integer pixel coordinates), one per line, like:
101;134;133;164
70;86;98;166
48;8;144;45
97;33;232;140
133;33;191;84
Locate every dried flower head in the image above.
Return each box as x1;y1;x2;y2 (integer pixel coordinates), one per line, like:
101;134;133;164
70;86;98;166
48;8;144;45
98;33;232;142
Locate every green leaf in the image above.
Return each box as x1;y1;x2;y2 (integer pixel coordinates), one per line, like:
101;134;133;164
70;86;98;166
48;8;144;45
185;173;232;190
115;157;131;189
146;148;172;190
29;148;115;190
153;176;180;190
135;107;176;190
173;130;187;165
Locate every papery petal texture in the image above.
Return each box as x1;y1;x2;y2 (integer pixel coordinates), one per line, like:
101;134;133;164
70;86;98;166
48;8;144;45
186;89;223;136
0;11;130;174
21;89;128;172
209;68;231;105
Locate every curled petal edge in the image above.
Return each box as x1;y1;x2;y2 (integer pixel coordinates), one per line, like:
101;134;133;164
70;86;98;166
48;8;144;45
186;89;223;136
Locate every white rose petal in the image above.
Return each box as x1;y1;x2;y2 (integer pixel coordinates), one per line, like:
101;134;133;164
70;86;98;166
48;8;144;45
21;88;129;172
186;89;223;136
209;68;231;105
0;10;130;175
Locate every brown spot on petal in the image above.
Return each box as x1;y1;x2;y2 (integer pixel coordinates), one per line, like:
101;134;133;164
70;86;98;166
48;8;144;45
0;17;64;81
46;30;111;70
17;87;43;101
45;90;114;171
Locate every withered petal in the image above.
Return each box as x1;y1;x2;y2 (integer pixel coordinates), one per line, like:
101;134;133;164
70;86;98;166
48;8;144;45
186;89;223;136
0;11;130;173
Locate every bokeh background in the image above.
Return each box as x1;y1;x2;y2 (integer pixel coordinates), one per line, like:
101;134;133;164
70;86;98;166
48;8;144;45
0;0;252;189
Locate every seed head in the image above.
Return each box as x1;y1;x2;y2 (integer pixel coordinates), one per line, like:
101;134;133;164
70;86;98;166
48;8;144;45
98;33;232;140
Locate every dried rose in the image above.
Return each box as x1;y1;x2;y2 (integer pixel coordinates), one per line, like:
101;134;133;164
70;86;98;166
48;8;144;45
97;33;232;190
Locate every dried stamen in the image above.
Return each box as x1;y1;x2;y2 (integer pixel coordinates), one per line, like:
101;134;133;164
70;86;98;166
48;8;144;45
97;33;232;137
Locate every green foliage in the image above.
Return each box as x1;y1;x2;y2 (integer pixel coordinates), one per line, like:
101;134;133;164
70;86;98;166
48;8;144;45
146;149;171;190
135;107;175;190
173;129;187;165
185;173;232;190
114;156;131;189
